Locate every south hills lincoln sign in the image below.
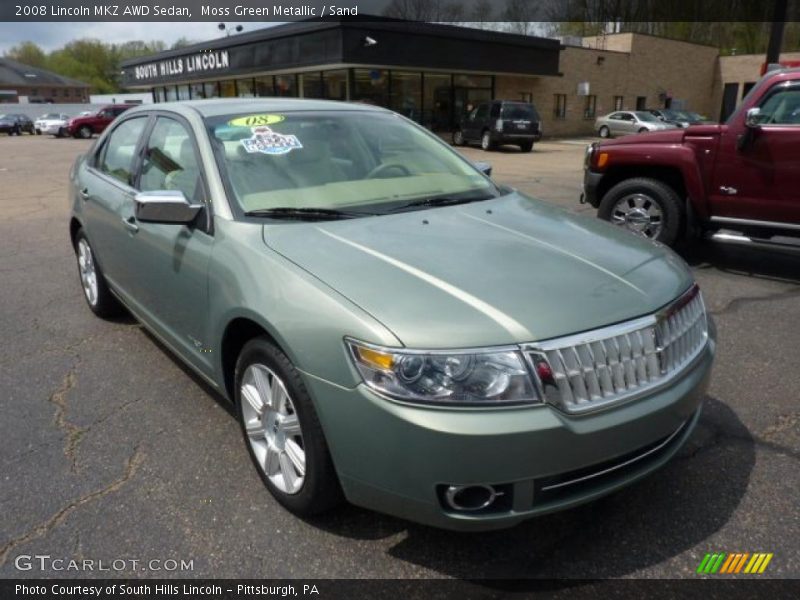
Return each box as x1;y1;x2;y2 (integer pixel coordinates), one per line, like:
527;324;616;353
133;50;230;81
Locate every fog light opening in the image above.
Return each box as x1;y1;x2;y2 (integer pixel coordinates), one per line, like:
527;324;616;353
444;484;502;512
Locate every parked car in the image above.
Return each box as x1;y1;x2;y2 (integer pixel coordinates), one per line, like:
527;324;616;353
35;112;71;137
582;67;800;248
70;99;714;531
594;111;678;138
453;100;542;152
0;113;35;135
66;104;134;139
646;108;709;128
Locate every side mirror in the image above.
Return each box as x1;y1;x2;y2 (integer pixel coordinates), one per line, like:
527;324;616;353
745;107;763;128
134;190;202;224
473;161;492;177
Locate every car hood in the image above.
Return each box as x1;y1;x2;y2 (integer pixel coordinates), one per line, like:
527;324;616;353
263;194;693;348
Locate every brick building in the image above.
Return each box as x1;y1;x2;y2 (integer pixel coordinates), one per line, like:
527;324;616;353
0;57;90;104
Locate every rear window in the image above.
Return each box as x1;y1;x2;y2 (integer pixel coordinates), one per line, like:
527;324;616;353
501;103;539;121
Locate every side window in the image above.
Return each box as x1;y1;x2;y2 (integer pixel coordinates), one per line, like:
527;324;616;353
98;117;147;186
98;109;112;119
475;104;489;120
489;103;501;119
139;117;204;202
758;86;800;125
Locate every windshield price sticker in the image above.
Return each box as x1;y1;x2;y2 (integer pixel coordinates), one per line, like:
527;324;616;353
228;114;285;127
241;126;303;155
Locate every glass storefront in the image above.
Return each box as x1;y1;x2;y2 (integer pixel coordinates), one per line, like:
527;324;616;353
151;68;494;131
389;71;422;121
237;78;255;97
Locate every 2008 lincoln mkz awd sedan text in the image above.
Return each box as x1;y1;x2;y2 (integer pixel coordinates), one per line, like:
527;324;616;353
69;99;715;530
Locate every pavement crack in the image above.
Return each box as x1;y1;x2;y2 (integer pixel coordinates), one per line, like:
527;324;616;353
710;286;800;317
0;445;144;566
48;363;86;474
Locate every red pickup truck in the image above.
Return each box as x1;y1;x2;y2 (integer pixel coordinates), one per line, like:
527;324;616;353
66;104;134;139
582;67;800;250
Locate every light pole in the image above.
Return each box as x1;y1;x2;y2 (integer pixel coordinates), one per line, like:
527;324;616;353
765;0;787;66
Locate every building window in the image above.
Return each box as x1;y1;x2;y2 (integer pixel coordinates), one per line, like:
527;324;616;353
203;82;220;99
422;72;452;131
219;80;236;97
254;77;274;97
636;96;647;110
584;95;597;119
164;86;177;102
301;72;324;99
553;94;567;119
613;95;623;111
274;74;296;97
742;82;756;100
236;78;255;97
389;71;422;121
353;69;388;105
323;70;347;101
188;83;204;99
176;85;190;101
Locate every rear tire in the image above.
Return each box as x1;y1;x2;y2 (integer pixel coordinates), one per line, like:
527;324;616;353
235;337;343;517
452;129;465;146
638;127;648;134
519;141;534;152
78;126;92;139
599;126;610;138
74;229;122;318
598;177;684;246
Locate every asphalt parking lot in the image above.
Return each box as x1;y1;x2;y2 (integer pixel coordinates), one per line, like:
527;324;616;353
0;134;798;581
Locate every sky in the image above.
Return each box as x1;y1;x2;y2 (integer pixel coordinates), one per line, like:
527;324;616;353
0;22;279;53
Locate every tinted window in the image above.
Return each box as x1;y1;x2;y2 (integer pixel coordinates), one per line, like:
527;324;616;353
98;117;146;186
475;104;489;120
758;86;800;124
140;117;204;201
501;103;539;121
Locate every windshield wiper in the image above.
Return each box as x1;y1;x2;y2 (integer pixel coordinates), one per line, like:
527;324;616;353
244;207;373;221
389;194;493;212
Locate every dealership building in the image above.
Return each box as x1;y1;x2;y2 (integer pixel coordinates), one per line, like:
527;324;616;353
120;18;789;136
0;57;90;104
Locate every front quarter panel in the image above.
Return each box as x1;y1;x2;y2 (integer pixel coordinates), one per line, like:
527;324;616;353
208;218;401;393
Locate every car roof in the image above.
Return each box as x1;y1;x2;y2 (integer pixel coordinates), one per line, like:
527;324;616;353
125;98;391;118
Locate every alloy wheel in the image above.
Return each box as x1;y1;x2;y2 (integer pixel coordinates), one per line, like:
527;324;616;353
77;238;98;306
453;130;464;145
481;132;491;150
610;193;664;239
79;126;92;139
240;364;306;495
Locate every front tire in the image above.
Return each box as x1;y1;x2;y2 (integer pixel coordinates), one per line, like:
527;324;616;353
74;229;122;317
599;126;610;138
481;130;495;151
598;177;684;246
235;337;342;516
452;129;465;146
638;127;648;134
78;126;92;139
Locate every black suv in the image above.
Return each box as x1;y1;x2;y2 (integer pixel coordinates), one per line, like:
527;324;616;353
0;113;35;135
453;100;542;152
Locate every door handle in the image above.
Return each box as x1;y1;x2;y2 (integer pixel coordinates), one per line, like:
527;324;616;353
79;187;89;200
123;216;139;234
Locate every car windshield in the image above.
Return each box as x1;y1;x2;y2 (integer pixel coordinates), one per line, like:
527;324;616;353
634;111;659;122
501;103;539;120
207;110;499;216
658;110;682;120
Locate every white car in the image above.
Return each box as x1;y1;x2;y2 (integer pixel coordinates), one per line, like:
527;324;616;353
35;113;71;137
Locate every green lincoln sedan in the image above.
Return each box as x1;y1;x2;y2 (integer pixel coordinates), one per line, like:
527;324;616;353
69;99;715;530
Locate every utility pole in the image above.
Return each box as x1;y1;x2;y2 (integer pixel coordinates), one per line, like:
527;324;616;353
765;0;787;65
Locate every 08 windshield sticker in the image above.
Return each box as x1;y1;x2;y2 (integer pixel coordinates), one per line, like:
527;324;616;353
228;114;285;127
240;126;303;155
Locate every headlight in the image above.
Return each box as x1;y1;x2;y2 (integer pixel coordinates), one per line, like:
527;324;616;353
346;339;540;406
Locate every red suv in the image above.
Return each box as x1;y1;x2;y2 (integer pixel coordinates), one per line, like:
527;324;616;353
582;68;800;250
66;105;135;139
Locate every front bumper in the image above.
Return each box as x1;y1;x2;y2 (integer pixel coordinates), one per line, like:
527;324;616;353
40;124;66;135
581;168;604;207
305;323;715;531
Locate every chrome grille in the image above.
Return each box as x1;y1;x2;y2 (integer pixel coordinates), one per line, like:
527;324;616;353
526;286;708;413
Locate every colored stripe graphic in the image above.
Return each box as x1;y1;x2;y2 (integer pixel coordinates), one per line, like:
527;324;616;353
697;552;773;574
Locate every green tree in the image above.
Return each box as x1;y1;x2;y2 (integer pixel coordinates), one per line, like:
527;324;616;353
3;41;47;68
